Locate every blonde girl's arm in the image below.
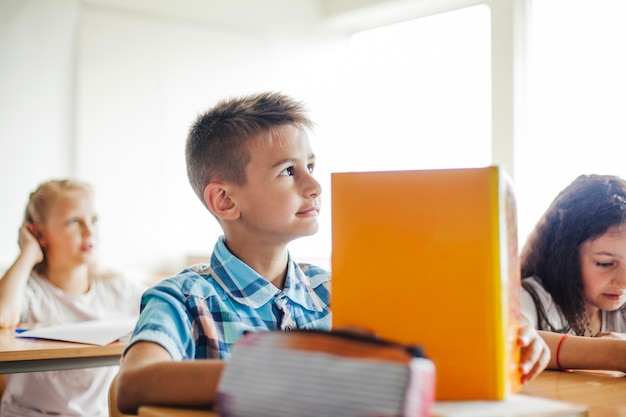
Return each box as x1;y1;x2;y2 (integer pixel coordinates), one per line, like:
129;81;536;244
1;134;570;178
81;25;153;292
0;224;43;328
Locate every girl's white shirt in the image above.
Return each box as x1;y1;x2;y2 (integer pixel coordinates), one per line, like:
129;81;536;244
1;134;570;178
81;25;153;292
0;272;147;417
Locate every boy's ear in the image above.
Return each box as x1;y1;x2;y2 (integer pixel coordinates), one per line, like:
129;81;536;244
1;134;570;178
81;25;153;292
203;182;240;220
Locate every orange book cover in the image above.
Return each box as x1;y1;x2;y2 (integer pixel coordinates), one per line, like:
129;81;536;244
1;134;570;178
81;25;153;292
331;166;522;400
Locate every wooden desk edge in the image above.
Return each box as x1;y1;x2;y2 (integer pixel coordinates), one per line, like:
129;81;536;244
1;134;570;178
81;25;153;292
138;370;626;417
0;354;122;373
139;406;218;417
0;342;125;361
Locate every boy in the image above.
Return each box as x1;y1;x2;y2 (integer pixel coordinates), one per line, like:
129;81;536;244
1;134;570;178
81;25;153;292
116;92;330;414
117;91;550;414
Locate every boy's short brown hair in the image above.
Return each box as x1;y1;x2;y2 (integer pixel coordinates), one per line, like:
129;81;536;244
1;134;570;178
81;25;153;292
185;92;314;208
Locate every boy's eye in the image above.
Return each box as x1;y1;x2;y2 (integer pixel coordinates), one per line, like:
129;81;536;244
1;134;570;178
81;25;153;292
280;167;295;176
307;164;314;174
596;262;614;268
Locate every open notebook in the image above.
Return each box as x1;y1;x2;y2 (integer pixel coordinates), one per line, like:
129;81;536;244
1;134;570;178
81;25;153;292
15;317;137;346
331;166;521;401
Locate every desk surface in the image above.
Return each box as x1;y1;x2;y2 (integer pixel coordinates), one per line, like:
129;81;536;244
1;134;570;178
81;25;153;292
521;369;626;417
0;327;125;373
140;407;218;417
138;370;626;417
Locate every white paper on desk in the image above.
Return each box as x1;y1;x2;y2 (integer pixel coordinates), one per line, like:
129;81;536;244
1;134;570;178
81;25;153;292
431;394;587;417
15;317;138;346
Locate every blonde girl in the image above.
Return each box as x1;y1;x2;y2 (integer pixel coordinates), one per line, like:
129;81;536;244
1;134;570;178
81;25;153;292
0;179;146;417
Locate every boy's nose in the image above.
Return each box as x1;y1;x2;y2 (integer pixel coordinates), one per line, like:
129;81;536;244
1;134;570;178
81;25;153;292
306;175;322;198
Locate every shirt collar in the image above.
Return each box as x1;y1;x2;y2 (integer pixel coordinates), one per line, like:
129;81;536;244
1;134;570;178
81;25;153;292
208;236;323;312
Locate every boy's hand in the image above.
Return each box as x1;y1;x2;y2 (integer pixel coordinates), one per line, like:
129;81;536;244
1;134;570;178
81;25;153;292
518;323;550;383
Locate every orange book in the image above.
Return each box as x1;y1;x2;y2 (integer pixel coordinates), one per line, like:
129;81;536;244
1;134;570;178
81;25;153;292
331;166;521;400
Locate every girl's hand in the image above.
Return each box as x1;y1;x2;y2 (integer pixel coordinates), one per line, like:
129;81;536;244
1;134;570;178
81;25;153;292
18;223;44;264
518;323;550;383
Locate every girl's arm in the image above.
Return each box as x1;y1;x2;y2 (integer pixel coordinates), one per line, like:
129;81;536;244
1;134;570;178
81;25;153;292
0;224;43;327
539;330;626;371
116;341;225;415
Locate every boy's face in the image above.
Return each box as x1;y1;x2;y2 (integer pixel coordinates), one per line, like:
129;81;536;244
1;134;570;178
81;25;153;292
229;124;321;244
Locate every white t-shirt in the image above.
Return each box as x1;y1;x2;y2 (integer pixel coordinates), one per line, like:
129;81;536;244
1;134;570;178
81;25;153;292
0;272;147;417
521;277;626;333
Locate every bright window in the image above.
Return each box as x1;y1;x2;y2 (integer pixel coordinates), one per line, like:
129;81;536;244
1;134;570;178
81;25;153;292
330;5;492;174
517;0;626;243
290;5;493;267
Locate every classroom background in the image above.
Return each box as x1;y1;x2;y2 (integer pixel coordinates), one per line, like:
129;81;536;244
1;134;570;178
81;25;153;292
1;0;625;283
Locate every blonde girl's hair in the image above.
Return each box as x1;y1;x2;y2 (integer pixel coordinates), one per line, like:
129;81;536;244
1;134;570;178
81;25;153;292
25;179;107;279
25;179;93;224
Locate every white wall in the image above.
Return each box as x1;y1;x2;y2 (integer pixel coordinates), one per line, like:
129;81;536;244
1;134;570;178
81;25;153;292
8;0;595;280
3;0;626;283
0;0;78;270
0;0;351;277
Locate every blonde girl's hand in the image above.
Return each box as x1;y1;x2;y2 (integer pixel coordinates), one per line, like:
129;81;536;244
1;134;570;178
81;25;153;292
18;223;44;264
518;323;550;383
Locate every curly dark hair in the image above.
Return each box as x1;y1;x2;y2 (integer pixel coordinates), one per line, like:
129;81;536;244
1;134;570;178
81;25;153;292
521;174;626;335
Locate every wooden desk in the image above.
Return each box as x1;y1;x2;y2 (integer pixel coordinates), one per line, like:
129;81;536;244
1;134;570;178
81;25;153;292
522;369;626;417
140;407;218;417
0;327;125;373
138;370;626;417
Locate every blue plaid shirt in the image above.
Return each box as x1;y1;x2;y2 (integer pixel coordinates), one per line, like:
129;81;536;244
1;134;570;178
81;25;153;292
126;236;331;360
